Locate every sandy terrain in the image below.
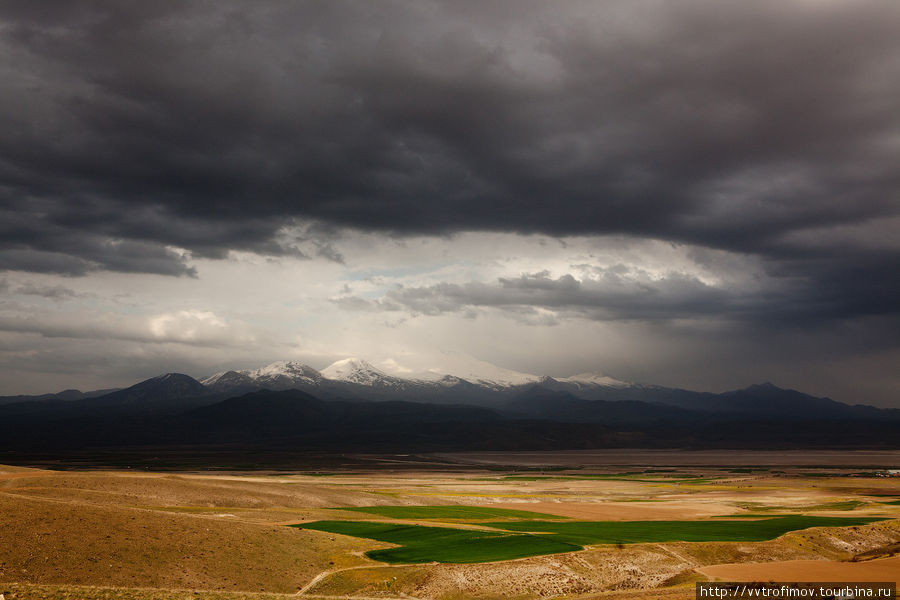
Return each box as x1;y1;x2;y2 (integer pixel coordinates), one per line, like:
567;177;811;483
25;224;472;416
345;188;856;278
699;555;900;581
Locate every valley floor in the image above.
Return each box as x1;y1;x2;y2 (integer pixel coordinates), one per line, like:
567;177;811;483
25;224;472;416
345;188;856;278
1;452;898;599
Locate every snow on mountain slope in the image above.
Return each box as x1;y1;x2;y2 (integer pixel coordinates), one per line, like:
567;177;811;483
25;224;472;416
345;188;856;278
557;372;630;388
202;356;630;396
448;368;539;389
202;361;321;391
410;358;541;390
320;358;408;387
248;361;322;384
201;371;237;386
200;370;256;389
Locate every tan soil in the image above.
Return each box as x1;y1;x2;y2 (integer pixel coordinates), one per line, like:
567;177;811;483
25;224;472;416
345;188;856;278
0;470;384;508
0;474;387;593
0;581;293;600
699;555;900;582
0;473;40;481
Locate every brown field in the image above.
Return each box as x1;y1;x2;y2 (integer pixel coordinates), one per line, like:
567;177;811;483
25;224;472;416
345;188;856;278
699;555;900;582
1;452;898;600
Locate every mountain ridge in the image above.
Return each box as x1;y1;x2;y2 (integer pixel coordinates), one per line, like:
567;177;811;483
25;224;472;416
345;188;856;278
0;357;892;418
194;358;633;398
3;383;899;454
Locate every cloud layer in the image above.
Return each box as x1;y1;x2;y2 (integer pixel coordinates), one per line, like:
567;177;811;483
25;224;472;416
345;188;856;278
0;1;898;404
2;2;898;252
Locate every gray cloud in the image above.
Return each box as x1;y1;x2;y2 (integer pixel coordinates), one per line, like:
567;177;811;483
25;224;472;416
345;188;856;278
15;282;79;300
0;308;250;347
348;251;900;330
1;2;898;256
350;269;732;322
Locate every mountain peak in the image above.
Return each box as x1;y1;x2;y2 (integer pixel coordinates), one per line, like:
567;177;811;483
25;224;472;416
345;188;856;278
90;372;207;407
321;357;388;384
202;362;322;391
149;372;197;384
250;361;320;379
558;372;629;388
324;356;376;369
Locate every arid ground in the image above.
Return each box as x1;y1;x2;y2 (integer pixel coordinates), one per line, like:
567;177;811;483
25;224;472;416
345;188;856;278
1;451;898;600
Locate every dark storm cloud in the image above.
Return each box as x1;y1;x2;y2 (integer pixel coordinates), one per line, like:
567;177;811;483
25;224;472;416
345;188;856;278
1;0;898;324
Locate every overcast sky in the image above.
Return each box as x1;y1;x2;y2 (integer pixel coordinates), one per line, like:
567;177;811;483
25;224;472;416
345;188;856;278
1;1;898;406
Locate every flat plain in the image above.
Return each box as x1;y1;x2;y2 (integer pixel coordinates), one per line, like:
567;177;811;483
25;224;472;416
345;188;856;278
1;451;899;599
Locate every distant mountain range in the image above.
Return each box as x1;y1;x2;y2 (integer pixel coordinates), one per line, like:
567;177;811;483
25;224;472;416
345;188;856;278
197;357;631;403
0;387;120;406
2;358;899;455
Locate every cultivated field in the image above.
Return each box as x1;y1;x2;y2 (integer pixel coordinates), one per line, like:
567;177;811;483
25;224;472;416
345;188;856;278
1;451;899;599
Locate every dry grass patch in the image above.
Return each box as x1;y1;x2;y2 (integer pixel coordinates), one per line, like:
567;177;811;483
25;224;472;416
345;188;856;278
0;582;293;600
0;470;381;509
0;491;379;593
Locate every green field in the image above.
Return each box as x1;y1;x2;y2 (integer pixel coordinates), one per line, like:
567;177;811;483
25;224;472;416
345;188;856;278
337;505;568;520
294;514;884;564
500;475;714;484
295;520;580;563
481;515;883;545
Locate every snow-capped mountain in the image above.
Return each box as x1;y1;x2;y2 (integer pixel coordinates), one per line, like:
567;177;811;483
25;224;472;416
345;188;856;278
200;357;634;403
415;363;541;390
320;358;406;387
556;373;629;389
202;361;322;393
201;370;256;392
248;361;322;388
388;354;544;391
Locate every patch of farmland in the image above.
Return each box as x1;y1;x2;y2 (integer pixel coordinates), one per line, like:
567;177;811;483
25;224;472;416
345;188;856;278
294;515;885;563
486;516;886;545
699;555;900;581
337;505;569;520
294;520;581;563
